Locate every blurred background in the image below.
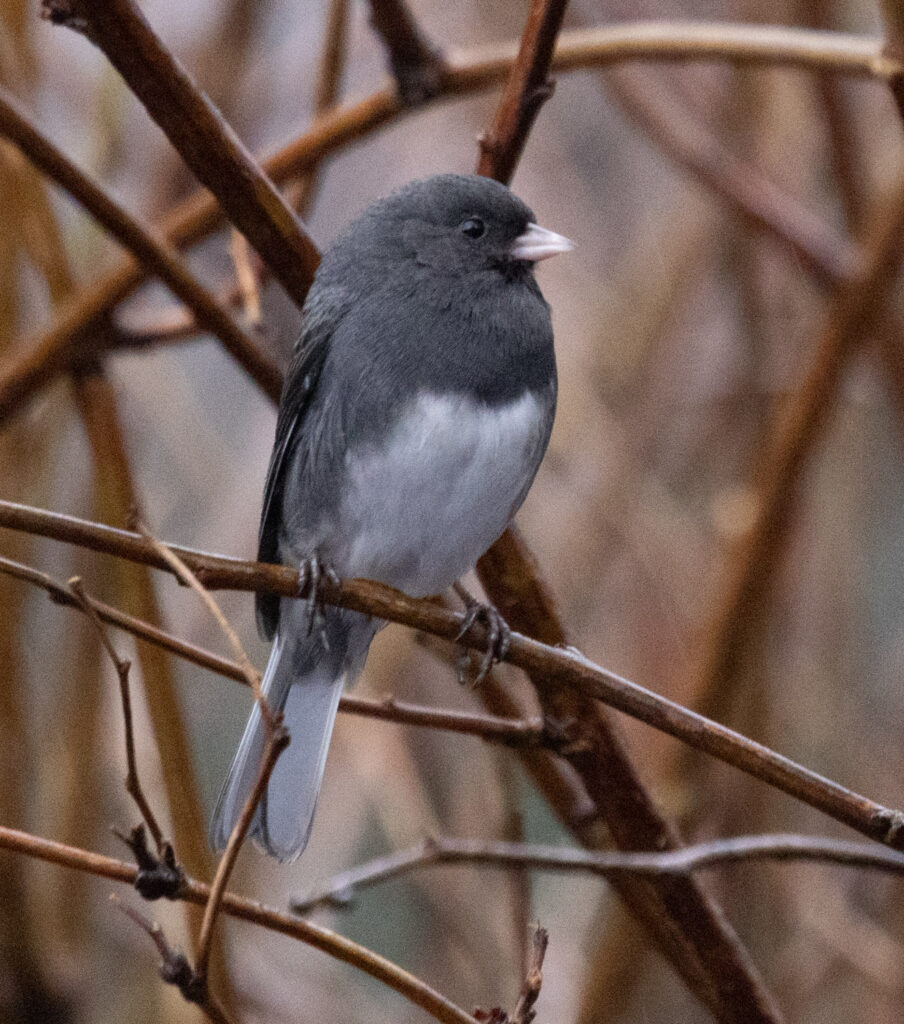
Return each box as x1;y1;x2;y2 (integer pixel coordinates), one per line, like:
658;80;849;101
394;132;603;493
2;0;904;1022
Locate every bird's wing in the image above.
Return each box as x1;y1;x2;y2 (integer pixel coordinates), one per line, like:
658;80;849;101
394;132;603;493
255;287;349;639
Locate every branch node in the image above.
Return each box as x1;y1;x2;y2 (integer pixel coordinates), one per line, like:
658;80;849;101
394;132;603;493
113;824;186;900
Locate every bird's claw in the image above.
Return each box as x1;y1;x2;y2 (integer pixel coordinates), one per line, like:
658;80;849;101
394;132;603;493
298;553;340;649
454;592;511;687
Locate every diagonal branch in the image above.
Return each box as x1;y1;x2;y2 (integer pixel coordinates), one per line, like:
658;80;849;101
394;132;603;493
2;498;903;849
0;84;281;401
42;0;320;307
0;824;477;1024
475;0;569;182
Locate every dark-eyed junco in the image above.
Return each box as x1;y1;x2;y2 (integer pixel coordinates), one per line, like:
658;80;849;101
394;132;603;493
210;173;572;861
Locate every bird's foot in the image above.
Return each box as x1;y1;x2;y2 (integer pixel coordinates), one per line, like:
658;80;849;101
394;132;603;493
298;553;340;648
453;582;511;687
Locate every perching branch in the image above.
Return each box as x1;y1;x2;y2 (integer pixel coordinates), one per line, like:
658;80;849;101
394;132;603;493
0;553;548;747
42;0;321;307
3;502;903;849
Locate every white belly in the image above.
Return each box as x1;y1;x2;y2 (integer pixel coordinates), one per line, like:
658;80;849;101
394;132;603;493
336;390;549;595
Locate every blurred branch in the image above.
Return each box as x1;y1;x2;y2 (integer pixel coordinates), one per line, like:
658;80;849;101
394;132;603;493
0;84;282;401
880;0;904;120
0;22;898;423
366;0;446;105
288;0;350;215
0;553;549;746
290;833;904;913
603;71;859;285
0;824;477;1024
689;176;904;725
68;576;166;851
475;0;568;182
41;0;321;308
3;499;902;847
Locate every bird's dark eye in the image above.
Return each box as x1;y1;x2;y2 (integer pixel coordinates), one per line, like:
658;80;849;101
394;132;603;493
460;217;486;239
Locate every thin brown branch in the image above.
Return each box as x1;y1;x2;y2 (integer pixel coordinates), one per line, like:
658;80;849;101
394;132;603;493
229;232;261;329
135;523;263;702
132;523;286;990
475;0;569;183
68;576;165;851
0;824;477;1024
880;0;904;120
109;896;234;1024
0;552;549;746
42;0;320;308
289;833;904;913
366;0;447;105
3;501;902;849
510;924;548;1024
0;22;898;422
288;0;350;215
0;84;281;401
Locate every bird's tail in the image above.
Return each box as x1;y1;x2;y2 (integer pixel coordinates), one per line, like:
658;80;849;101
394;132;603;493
209;598;374;862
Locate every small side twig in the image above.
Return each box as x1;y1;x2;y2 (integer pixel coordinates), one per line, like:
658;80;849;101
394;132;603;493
68;576;166;853
475;0;569;184
110;896;234;1024
132;519;287;991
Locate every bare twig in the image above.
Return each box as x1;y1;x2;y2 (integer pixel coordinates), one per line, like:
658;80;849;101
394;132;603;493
510;925;548;1024
2;498;902;850
366;0;447;105
68;576;165;851
475;0;569;183
42;0;320;307
131;523;286;990
288;0;350;214
110;896;234;1024
290;833;904;913
1;21;899;422
0;84;281;401
229;231;262;329
0;824;477;1024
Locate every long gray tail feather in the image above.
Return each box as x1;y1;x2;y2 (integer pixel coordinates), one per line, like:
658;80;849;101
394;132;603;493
209;598;374;862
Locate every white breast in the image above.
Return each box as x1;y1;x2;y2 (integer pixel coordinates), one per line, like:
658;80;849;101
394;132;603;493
336;390;549;596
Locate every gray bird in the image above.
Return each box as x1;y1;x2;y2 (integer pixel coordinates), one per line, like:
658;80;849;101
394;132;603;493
210;173;572;861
